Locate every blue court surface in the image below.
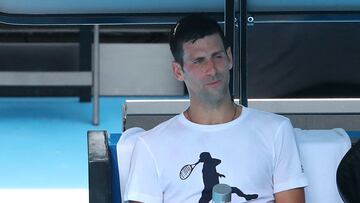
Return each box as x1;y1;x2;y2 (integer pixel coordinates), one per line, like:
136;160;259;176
0;97;124;203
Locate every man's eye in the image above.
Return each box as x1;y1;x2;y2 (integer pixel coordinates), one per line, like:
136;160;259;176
215;54;224;59
193;59;204;64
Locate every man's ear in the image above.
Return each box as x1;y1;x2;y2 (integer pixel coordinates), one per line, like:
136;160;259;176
226;47;233;70
172;61;185;81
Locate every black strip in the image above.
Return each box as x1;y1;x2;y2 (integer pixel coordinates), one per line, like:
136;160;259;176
248;11;360;24
79;26;92;102
87;130;112;203
225;0;235;99
0;12;225;25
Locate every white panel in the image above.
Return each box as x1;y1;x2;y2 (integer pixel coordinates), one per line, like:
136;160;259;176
0;71;92;86
100;43;184;96
125;98;360;114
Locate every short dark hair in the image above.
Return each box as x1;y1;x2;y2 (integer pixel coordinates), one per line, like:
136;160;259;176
169;14;226;66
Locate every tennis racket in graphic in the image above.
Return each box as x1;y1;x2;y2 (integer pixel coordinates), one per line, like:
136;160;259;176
179;161;200;180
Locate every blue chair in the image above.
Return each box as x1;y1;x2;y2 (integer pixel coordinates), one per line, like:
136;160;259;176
108;133;122;203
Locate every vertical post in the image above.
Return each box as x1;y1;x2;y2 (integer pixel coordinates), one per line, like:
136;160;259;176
239;0;248;106
225;0;235;99
93;25;100;125
225;0;235;50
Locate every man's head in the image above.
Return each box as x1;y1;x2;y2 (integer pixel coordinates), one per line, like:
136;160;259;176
170;14;233;105
199;152;212;162
169;14;227;67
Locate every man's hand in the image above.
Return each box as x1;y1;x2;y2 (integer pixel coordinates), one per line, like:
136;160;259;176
218;173;226;178
275;188;305;203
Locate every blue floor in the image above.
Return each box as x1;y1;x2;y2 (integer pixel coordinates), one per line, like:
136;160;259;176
0;97;124;189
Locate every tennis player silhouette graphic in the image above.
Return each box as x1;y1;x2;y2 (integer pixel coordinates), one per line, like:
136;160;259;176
180;152;258;202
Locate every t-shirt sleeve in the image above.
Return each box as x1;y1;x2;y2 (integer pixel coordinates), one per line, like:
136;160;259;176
273;119;308;193
124;137;163;203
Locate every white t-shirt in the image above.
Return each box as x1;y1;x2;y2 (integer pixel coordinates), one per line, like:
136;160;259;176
124;107;308;203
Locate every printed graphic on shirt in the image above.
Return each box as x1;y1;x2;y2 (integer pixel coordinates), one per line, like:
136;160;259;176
179;152;259;202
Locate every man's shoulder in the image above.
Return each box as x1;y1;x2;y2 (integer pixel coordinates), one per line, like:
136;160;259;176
245;107;290;125
244;107;294;142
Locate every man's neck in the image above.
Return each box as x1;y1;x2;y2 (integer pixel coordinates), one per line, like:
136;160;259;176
186;96;241;125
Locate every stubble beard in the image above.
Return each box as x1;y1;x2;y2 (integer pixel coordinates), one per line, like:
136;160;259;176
198;75;230;108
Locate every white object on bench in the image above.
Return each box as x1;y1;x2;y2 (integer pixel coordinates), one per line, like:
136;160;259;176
294;128;351;203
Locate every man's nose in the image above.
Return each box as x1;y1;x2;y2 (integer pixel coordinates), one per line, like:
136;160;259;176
205;59;216;76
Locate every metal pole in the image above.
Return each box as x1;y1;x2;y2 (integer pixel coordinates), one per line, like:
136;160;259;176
240;0;248;107
93;24;100;125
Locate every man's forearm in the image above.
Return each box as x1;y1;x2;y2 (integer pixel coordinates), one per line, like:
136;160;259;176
275;188;305;203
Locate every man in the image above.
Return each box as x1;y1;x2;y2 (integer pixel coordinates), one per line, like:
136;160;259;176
124;14;307;203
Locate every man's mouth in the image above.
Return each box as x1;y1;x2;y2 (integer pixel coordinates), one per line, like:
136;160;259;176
205;80;221;87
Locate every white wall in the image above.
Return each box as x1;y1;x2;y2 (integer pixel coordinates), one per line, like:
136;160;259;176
100;43;184;96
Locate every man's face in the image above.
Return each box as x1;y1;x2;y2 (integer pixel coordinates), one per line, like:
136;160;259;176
172;33;233;104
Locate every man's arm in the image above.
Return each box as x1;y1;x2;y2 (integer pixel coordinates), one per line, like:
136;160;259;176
274;188;305;203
